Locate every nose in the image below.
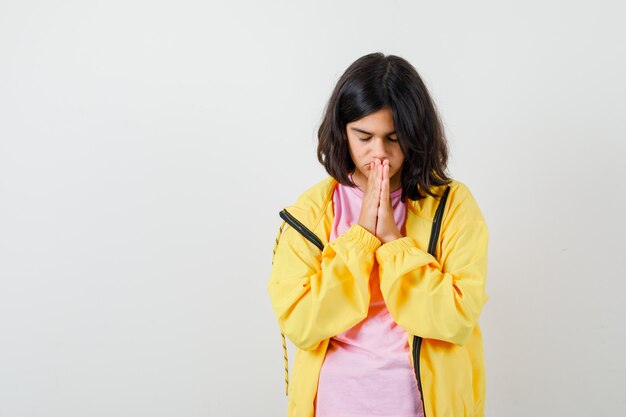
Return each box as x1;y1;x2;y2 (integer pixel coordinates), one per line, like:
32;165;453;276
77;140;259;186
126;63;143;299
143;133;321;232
371;137;388;161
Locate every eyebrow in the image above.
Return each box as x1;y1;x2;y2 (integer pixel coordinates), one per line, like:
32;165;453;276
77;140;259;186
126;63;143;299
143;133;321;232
350;127;396;136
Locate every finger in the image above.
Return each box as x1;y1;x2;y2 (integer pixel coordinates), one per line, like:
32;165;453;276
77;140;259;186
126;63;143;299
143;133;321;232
367;161;380;210
367;161;377;191
370;160;380;190
359;161;378;234
368;160;376;179
381;161;390;203
382;159;389;181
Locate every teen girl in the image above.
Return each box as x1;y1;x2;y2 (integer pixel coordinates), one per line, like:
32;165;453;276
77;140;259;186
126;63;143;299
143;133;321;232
269;53;489;417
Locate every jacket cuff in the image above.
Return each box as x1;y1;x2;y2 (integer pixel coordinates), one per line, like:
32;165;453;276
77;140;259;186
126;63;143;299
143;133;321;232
375;236;420;263
341;223;381;253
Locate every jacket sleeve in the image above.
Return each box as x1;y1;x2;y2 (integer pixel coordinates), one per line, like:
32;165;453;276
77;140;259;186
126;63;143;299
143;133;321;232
269;222;381;351
375;190;489;347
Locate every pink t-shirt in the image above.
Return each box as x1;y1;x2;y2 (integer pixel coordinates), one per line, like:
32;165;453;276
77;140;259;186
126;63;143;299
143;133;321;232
314;178;424;417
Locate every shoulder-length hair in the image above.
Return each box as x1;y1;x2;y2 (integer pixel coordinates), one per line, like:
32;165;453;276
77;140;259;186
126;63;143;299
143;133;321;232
317;52;452;201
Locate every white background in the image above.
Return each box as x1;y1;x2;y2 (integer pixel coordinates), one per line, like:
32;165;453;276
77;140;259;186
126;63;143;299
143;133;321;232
1;1;625;416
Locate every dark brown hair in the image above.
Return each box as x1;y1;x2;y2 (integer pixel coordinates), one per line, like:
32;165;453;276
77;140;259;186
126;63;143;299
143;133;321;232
317;52;452;201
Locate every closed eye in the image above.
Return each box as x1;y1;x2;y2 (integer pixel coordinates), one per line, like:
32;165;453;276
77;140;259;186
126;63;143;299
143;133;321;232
358;136;398;142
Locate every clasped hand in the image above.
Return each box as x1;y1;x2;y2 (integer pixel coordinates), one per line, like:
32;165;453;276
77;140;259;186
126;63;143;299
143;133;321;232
357;159;402;244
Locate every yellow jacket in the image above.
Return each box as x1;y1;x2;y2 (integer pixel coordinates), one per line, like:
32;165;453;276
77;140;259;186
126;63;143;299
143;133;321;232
268;176;489;417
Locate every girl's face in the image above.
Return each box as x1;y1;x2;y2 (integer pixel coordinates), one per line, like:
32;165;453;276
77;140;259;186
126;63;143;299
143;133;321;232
346;107;405;192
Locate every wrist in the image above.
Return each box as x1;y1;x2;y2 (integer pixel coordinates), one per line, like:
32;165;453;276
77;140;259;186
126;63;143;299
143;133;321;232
379;231;402;244
358;221;377;237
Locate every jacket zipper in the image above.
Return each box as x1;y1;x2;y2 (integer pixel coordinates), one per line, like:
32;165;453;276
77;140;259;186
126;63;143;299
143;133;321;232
279;209;324;251
415;185;451;417
413;335;427;417
428;185;450;255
